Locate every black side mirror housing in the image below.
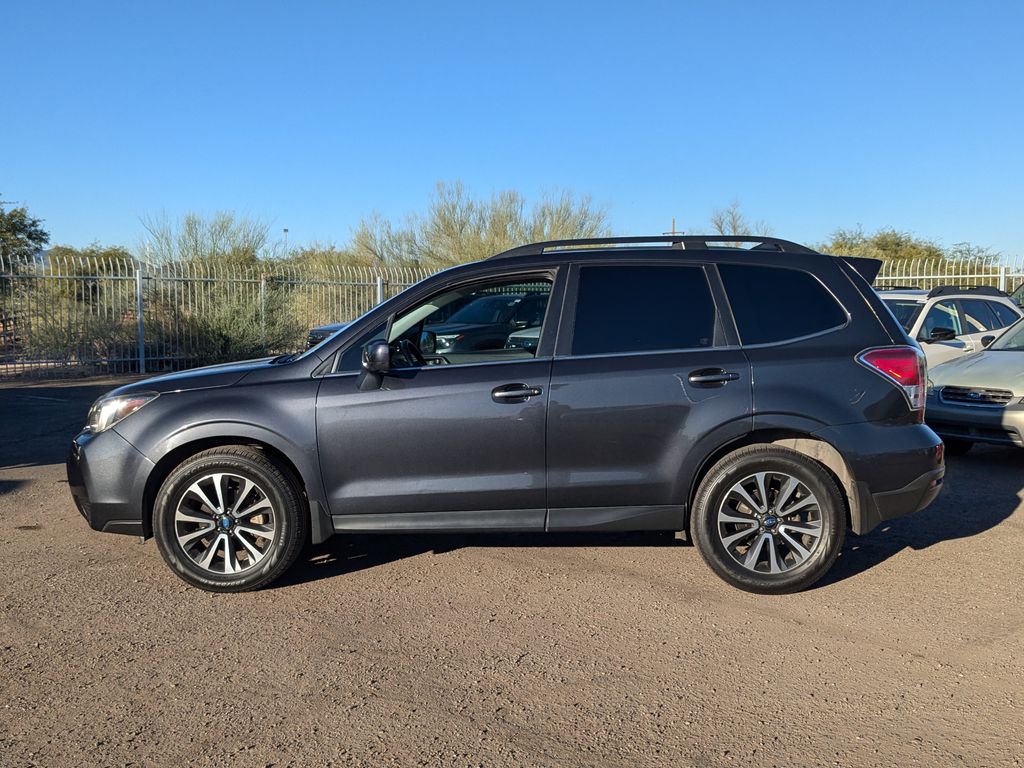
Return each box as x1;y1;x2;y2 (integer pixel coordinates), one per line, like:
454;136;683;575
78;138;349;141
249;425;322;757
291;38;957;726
925;327;957;343
358;340;391;391
982;335;996;348
362;340;390;373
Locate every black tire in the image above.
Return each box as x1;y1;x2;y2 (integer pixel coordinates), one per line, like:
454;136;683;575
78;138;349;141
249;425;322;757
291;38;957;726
153;446;308;592
943;438;973;456
692;445;846;594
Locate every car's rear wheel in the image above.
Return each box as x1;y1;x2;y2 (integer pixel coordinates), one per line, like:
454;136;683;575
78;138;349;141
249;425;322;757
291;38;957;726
943;438;973;456
692;445;845;594
154;446;307;592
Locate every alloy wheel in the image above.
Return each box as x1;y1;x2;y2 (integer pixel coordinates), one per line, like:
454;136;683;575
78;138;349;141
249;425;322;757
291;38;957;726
716;471;823;574
173;472;278;575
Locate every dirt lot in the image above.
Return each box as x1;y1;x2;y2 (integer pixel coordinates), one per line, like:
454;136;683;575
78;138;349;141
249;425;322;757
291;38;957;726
0;378;1022;768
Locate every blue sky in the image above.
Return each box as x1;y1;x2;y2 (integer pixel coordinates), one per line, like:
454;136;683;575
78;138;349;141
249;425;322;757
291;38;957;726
4;1;1023;256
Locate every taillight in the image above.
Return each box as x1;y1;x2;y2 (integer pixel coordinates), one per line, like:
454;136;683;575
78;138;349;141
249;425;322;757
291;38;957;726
857;346;927;422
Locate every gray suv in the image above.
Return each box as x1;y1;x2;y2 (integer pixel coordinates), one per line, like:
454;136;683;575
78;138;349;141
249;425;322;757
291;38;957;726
68;235;945;594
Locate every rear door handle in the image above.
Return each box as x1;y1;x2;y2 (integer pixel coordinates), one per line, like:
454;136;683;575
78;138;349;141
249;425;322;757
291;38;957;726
492;383;543;402
688;368;740;386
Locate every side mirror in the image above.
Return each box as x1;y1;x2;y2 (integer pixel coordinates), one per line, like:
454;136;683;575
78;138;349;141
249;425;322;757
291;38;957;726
925;327;957;343
982;335;996;348
358;339;390;392
362;340;390;373
419;329;437;354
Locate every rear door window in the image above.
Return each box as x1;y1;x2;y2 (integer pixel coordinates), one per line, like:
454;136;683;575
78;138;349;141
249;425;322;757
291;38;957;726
570;265;715;356
718;264;847;345
958;299;1000;333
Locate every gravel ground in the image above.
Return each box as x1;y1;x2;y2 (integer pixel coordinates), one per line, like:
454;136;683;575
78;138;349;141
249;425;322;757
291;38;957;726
1;378;1022;767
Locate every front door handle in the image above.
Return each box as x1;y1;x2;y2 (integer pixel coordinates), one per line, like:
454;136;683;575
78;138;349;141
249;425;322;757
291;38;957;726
688;368;740;386
492;383;543;403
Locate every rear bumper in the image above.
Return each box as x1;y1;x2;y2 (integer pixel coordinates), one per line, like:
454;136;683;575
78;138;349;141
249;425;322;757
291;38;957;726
926;396;1024;448
854;466;945;534
67;428;153;537
814;422;945;535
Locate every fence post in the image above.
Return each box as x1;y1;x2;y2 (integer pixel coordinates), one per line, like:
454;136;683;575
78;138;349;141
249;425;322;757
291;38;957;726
999;265;1008;293
135;267;146;375
375;274;384;306
259;273;267;349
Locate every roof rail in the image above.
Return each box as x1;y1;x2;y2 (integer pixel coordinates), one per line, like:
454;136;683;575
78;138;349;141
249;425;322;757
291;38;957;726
926;285;1007;299
489;235;819;260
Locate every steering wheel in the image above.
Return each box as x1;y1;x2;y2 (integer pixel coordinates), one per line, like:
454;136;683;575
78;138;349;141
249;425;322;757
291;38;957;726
391;338;428;368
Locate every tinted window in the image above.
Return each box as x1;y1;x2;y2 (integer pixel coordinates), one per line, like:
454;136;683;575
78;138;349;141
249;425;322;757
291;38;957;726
448;295;523;324
571;265;715;356
959;299;999;333
919;300;961;339
338;322;387;372
719;265;847;345
989;301;1020;329
882;299;923;332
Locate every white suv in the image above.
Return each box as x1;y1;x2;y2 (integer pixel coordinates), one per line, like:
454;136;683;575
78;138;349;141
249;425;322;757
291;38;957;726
878;285;1023;366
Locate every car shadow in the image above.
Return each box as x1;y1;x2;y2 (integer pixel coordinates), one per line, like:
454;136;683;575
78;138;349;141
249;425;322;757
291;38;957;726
275;531;681;588
0;479;26;496
818;445;1022;587
281;447;1022;591
0;380;130;470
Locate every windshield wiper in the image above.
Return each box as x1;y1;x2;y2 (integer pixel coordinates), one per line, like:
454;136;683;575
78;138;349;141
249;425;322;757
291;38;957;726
269;353;298;365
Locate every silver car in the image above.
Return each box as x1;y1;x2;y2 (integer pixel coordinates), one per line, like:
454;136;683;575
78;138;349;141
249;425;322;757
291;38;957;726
926;318;1024;454
879;285;1022;367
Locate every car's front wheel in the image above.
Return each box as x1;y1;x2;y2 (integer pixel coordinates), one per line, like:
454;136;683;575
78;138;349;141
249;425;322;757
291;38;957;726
692;445;845;594
153;446;308;592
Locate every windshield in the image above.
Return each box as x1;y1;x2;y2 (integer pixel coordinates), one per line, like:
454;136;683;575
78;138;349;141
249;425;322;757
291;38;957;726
990;318;1024;351
447;295;521;324
882;299;923;332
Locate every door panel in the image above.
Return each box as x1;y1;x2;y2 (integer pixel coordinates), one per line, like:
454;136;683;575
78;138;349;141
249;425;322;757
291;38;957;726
316;360;550;518
546;350;752;509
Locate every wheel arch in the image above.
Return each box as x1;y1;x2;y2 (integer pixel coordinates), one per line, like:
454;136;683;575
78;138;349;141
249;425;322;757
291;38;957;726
686;429;858;537
141;431;331;544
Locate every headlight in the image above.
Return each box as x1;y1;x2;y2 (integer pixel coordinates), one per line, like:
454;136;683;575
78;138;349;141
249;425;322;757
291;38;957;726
86;392;159;433
436;335;460;349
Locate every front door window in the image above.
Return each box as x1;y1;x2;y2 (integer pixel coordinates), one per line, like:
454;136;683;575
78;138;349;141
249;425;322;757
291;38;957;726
386;277;553;367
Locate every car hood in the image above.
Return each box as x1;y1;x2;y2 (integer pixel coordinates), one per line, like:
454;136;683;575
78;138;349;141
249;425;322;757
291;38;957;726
106;357;278;397
509;326;541;339
430;322;498;335
311;322;347;334
929;350;1024;395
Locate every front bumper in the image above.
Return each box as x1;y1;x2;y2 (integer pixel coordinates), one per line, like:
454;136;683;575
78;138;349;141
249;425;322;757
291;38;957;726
67;428;154;537
926;395;1024;448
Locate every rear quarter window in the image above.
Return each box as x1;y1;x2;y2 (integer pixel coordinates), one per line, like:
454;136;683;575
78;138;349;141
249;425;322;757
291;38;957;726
989;301;1021;328
719;264;848;345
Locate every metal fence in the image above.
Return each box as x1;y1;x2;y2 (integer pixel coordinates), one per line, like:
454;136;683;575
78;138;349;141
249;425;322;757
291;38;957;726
2;252;1023;379
0;253;430;378
875;257;1024;291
